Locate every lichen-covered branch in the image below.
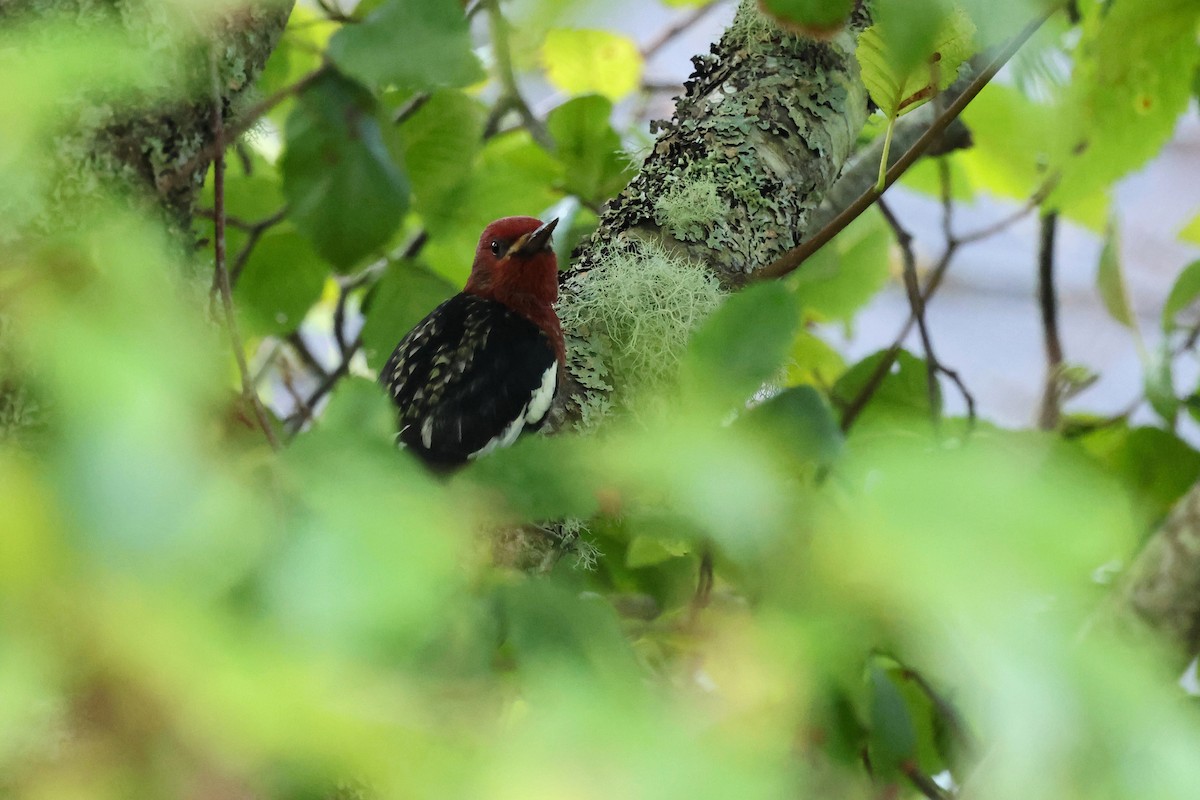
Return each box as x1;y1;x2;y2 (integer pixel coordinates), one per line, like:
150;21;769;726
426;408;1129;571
3;0;293;233
1117;484;1200;664
557;2;869;426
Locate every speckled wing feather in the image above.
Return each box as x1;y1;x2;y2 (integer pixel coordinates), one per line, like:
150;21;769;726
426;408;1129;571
381;294;558;467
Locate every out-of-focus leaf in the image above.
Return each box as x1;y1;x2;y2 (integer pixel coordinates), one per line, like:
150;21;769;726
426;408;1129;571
790;208;890;324
785;330;846;387
757;0;855;37
626;536;692;569
1049;0;1200;209
1144;344;1179;426
681;282;800;409
1180;212;1200;245
1096;222;1134;329
359;261;456;369
1162;259;1200;330
546;95;634;204
328;0;484;91
1079;424;1200;532
281;72;410;270
399;90;485;215
235;231;328;337
465;434;599;522
737;386;844;468
868;662;916;779
541;29;643;102
831;349;941;430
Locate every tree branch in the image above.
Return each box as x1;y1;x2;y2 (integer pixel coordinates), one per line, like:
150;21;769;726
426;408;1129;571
1037;212;1064;430
210;49;280;451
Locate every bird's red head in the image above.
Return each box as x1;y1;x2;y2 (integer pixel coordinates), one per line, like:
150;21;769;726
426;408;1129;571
464;216;562;358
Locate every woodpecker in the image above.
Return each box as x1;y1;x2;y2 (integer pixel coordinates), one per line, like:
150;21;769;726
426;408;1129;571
381;217;563;468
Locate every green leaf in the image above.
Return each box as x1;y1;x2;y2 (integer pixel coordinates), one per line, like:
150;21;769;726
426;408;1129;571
399;90;485;215
737;386;844;468
681;282;800;410
758;0;855;35
541;29;643;101
546;95;634;204
1180;213;1200;245
784;329;846;387
868;662;917;779
359;260;456;369
626;536;692;569
281;72;410;270
234;231;328;337
1145;343;1179;427
464;434;599;522
1079;424;1200;531
1049;0;1200;209
1162;259;1200;331
856;6;976;120
327;0;484;92
832;349;941;430
1096;222;1134;329
789;208;890;324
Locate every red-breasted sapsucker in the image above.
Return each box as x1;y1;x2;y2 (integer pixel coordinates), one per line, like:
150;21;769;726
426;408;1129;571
381;217;564;467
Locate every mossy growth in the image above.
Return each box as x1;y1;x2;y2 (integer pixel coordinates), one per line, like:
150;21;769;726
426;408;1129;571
558;238;724;429
0;315;45;447
653;177;727;243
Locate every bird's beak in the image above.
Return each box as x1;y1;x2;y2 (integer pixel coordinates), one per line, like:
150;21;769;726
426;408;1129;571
510;218;558;257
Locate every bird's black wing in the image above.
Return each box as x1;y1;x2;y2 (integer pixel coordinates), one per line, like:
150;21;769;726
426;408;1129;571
381;293;558;466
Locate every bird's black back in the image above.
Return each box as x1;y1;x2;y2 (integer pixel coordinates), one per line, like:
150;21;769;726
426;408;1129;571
381;293;558;467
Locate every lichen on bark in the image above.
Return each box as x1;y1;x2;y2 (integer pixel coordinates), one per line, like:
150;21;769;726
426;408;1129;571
556;0;869;429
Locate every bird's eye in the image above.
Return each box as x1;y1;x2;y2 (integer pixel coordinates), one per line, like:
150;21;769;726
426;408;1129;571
490;240;503;256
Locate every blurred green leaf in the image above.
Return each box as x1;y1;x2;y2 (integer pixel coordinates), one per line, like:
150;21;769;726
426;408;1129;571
1180;213;1200;245
857;6;975;118
790;207;890;324
1050;0;1200;209
546;95;634;204
1144;344;1179;426
832;349;940;430
328;0;484;92
737;386;844;468
464;434;600;521
758;0;855;35
1161;259;1200;330
784;329;846;387
1096;222;1134;329
626;535;692;569
281;72;410;270
681;282;800;409
235;231;328;337
1078;424;1200;533
360;260;457;369
868;662;916;779
541;28;643;101
399;90;485;215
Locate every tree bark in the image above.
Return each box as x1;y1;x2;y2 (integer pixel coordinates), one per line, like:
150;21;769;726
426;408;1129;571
557;2;869;425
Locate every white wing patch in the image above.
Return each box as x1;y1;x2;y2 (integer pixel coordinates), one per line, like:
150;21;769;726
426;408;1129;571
468;363;558;460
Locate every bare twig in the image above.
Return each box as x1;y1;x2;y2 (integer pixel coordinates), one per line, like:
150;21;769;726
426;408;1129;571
314;0;353;22
210;50;280;451
285;334;362;438
483;0;553;150
954;174;1058;245
902;764;951;800
754;8;1059;282
878;199;976;432
642;1;724;60
1037;212;1064;430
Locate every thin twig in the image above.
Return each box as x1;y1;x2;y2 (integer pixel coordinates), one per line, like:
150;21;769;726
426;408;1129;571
1037;212;1064;430
210;49;280;451
902;764;951;800
754;7;1060;282
484;0;553;149
642;1;724;60
314;0;353;23
285;331;330;379
285;334;362;438
954;173;1058;245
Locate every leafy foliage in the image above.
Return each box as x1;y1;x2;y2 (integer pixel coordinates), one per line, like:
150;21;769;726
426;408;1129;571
3;2;1200;799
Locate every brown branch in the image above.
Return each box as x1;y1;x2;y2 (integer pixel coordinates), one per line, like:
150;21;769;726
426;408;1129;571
754;7;1059;282
285;334;362;438
1037;212;1064;430
210;49;280;451
642;1;725;59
